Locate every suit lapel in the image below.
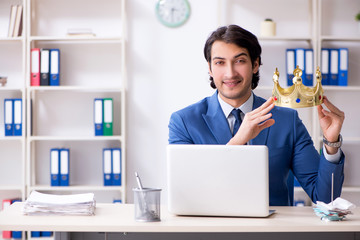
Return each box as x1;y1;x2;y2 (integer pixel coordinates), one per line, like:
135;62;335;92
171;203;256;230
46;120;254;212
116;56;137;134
202;92;232;144
249;94;270;146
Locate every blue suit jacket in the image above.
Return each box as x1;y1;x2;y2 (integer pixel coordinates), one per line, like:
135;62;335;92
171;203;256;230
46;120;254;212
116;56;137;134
168;92;344;206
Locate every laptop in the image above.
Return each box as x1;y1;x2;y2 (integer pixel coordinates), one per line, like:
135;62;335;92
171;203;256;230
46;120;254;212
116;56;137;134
167;144;273;217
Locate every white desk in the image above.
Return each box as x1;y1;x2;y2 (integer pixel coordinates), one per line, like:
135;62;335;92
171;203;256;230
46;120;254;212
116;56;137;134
0;203;359;233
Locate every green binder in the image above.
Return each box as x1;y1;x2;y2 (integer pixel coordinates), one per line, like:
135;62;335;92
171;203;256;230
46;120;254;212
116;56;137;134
103;98;113;136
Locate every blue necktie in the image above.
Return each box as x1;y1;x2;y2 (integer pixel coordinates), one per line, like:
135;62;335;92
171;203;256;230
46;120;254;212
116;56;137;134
231;108;242;136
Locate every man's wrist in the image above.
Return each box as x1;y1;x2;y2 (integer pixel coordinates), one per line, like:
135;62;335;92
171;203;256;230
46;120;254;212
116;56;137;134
323;134;342;148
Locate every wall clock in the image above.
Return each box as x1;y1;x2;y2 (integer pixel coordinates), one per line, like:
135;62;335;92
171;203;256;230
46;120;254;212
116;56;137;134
155;0;191;28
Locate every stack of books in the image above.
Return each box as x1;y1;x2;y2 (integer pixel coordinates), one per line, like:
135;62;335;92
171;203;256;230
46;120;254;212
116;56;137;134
7;5;23;37
23;191;96;216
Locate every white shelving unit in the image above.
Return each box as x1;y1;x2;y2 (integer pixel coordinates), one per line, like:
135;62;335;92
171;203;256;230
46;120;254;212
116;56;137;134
218;0;360;205
0;0;27;199
25;0;127;205
1;4;127;237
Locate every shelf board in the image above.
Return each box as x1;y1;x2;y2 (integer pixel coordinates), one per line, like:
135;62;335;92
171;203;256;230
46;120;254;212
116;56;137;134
29;36;123;43
0;37;24;42
342;186;360;192
321;36;360;42
29;136;123;141
258;36;313;41
0;186;23;191
28;86;123;92
0;136;24;141
0;87;25;92
29;185;123;192
323;86;360;91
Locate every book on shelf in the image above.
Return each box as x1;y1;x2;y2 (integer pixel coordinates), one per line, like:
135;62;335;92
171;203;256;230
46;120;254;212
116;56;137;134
7;5;23;37
94;98;113;136
286;47;348;86
31;48;60;86
4;98;22;136
50;148;70;186
103;148;122;186
67;28;96;37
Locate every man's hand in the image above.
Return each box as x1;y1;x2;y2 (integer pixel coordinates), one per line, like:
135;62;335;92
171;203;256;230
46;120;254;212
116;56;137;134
228;97;275;145
317;96;345;154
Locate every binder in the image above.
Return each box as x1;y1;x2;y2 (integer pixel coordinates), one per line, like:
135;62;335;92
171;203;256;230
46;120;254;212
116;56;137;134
321;49;330;85
40;49;50;86
13;98;22;136
295;48;306;83
4;99;13;136
50;148;60;186
94;98;103;136
103;98;113;136
41;232;53;237
286;49;296;86
31;48;40;86
60;148;70;186
2;199;12;239
304;49;313;86
112;148;121;186
330;48;339;86
50;49;60;86
31;231;41;237
103;148;112;186
338;48;348;86
11;199;22;239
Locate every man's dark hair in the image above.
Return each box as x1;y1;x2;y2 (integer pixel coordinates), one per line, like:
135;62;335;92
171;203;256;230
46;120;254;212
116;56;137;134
204;25;262;89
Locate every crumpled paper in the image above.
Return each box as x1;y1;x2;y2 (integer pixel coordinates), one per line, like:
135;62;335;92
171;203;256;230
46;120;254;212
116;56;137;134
313;197;355;221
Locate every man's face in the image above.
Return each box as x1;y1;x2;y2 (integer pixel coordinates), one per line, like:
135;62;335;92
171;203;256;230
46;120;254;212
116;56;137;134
208;41;259;107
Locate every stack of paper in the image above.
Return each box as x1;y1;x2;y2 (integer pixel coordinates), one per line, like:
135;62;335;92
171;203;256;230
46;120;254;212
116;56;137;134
313;197;355;221
23;191;96;216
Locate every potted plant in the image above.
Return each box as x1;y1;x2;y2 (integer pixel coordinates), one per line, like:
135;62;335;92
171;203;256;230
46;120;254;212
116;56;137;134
356;12;360;31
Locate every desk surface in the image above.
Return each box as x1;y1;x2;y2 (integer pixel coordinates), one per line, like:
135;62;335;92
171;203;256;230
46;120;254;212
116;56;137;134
0;203;359;232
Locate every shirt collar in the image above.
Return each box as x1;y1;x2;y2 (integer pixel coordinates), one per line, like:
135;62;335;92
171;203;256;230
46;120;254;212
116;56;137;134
217;92;254;118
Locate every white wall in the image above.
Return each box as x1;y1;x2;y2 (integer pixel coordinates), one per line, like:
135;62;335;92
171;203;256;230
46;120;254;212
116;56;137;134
126;0;219;202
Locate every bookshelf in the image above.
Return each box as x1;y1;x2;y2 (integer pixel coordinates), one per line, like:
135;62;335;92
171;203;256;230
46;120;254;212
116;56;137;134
26;0;127;206
218;0;360;206
0;0;26;207
1;3;126;237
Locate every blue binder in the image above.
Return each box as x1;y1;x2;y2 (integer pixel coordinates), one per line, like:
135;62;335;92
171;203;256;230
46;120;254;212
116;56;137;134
60;148;70;186
11;199;22;239
13;99;22;136
31;231;41;237
338;48;348;86
286;49;296;86
94;98;103;136
295;48;306;83
321;48;330;85
103;148;112;186
112;148;121;186
330;48;339;86
304;49;313;86
49;49;60;86
50;148;60;186
4;99;13;136
41;232;53;237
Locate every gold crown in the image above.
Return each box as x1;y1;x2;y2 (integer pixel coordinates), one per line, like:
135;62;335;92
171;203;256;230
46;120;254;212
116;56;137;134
272;66;324;108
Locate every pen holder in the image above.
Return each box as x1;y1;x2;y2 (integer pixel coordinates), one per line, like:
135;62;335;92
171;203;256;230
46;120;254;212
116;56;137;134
133;188;161;222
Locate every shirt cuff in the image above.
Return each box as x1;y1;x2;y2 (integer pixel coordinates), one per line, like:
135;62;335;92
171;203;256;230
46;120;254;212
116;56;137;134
323;145;341;163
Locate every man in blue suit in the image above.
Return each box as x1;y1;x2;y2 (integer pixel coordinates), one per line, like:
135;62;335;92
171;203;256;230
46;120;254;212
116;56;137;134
168;25;345;206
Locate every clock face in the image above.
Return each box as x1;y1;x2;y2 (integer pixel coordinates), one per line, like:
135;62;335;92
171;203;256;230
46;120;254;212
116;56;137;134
156;0;191;28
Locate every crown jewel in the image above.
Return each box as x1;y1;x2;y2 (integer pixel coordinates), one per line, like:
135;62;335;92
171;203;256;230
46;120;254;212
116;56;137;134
272;66;324;108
